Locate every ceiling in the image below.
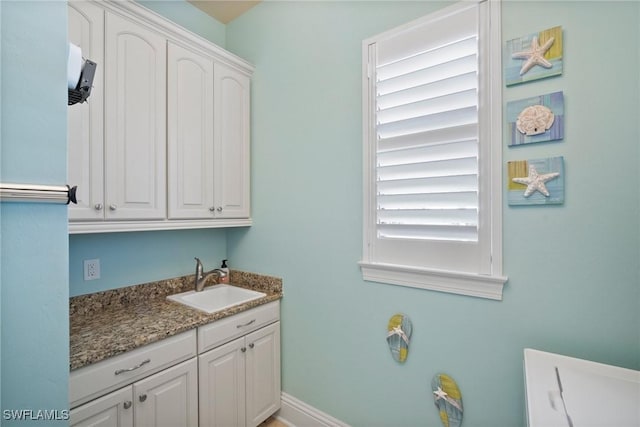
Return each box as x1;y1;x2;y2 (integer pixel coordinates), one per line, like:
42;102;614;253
187;1;262;24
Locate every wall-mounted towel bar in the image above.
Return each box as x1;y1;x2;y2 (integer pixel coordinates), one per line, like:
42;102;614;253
0;183;77;204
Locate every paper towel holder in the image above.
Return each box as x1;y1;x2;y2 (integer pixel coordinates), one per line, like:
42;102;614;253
68;59;97;106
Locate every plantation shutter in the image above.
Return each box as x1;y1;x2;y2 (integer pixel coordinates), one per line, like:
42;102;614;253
374;4;479;242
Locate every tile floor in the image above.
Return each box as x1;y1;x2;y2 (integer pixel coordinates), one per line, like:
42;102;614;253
259;416;288;427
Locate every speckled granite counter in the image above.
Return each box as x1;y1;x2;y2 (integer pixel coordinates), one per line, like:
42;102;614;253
70;270;282;371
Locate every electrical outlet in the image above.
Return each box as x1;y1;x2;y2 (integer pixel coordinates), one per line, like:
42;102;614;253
84;259;101;281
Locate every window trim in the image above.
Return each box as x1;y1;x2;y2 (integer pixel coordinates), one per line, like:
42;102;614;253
360;0;507;300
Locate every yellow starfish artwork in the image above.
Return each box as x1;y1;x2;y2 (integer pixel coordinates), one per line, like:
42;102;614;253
506;26;563;86
508;157;565;206
512;36;555;75
512;164;559;197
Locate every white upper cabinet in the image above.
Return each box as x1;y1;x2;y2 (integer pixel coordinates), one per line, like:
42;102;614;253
167;42;215;220
68;1;104;221
167;45;251;220
214;63;251;219
104;11;167;220
67;0;253;233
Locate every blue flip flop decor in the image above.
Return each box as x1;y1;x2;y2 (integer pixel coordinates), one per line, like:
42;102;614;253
432;373;463;427
386;313;412;363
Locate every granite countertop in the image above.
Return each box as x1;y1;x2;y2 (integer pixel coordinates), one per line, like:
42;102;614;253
70;270;283;371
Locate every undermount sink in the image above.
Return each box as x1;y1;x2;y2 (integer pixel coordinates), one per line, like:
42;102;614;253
167;284;266;314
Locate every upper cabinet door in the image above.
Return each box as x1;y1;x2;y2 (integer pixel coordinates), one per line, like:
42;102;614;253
167;42;215;220
213;63;251;219
68;1;105;221
104;12;167;220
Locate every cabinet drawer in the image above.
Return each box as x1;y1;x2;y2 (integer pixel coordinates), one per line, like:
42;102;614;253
70;329;196;408
198;301;280;354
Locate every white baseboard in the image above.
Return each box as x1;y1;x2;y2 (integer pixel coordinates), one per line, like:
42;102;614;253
275;392;350;427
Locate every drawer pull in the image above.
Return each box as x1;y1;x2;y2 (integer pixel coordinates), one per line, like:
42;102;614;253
236;319;255;329
114;358;151;375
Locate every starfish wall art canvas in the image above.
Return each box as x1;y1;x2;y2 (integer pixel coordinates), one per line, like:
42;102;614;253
507;156;565;206
506;91;565;146
505;26;563;86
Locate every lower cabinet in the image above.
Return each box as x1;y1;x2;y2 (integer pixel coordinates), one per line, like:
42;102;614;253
70;387;133;427
198;322;280;427
69;302;281;427
70;358;198;427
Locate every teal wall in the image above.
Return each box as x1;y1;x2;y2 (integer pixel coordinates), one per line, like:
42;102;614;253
68;1;227;297
69;229;227;296
0;1;69;424
2;1;638;426
226;1;640;426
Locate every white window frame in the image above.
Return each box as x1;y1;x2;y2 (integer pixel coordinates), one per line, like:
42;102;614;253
360;0;507;300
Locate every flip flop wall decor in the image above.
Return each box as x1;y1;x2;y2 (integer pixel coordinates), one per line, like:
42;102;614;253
432;373;463;427
386;313;412;363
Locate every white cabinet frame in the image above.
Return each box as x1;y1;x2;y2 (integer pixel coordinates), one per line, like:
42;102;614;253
68;0;254;234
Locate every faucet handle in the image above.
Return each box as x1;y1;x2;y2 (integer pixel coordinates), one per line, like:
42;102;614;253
194;257;203;277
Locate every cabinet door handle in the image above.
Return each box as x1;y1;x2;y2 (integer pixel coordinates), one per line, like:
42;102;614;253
241;347;247;353
123;401;132;409
109;204;117;211
94;203;103;211
114;358;151;375
209;206;215;212
236;319;255;329
216;206;223;212
139;394;147;402
248;343;255;349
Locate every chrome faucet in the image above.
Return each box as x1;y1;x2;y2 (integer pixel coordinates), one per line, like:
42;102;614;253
194;257;227;292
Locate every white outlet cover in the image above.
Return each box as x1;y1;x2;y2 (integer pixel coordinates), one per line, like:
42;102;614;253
83;259;100;280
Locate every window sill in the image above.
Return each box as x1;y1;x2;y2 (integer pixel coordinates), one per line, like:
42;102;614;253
359;262;508;300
